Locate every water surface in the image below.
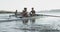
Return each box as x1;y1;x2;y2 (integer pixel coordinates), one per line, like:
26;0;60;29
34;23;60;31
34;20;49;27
0;13;60;32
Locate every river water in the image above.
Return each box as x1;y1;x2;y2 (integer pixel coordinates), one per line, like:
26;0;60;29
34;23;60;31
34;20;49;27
0;12;60;32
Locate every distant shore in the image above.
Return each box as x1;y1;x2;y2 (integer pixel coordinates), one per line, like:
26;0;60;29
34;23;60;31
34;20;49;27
0;12;15;14
0;11;21;14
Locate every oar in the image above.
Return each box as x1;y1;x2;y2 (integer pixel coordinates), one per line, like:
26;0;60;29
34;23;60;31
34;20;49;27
40;14;60;17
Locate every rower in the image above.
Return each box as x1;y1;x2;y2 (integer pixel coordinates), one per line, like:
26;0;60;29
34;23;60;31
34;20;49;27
30;8;36;16
21;8;28;17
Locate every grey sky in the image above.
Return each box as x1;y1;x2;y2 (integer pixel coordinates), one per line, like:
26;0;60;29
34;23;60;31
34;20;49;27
0;0;60;11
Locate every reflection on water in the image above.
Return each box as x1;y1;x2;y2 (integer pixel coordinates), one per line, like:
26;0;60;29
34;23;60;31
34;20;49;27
0;13;60;32
30;18;35;24
22;19;28;25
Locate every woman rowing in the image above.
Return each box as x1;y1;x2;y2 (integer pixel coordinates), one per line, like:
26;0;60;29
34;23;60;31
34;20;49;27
21;8;28;17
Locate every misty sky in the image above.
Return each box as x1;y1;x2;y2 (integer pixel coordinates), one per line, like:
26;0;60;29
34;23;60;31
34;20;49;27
0;0;60;12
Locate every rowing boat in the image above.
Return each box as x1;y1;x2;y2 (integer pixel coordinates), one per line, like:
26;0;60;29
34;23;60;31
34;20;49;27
9;14;44;19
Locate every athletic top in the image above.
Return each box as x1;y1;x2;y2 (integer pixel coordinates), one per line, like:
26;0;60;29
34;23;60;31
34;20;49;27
30;10;35;16
22;10;28;17
31;10;35;14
